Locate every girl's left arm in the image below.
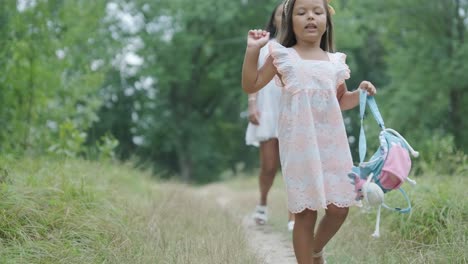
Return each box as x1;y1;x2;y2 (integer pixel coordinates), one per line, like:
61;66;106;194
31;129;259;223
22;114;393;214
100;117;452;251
337;83;359;110
338;81;376;111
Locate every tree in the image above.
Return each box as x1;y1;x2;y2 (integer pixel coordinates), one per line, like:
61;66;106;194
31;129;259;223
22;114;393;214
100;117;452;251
89;0;280;182
371;0;468;151
0;0;111;155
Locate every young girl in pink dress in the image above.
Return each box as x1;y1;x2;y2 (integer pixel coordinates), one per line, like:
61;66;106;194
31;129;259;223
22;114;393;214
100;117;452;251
242;0;377;263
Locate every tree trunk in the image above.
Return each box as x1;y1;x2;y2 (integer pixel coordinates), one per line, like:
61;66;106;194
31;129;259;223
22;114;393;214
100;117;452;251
451;0;465;149
176;142;192;182
24;47;35;149
450;90;462;147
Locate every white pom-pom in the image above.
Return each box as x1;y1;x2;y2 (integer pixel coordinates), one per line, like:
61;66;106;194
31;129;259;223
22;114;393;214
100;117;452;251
363;182;384;207
406;177;417;186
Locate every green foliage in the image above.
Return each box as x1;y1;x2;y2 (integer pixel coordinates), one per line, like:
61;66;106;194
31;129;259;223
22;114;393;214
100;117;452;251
47;121;87;158
0;0;109;155
45;120;119;160
363;0;468;152
87;0;280;181
414;134;467;176
97;134;120;161
330;0;468;170
1;0;467;181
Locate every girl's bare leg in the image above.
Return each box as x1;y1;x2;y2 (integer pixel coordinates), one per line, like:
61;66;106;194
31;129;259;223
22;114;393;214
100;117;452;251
258;139;280;206
293;209;317;264
312;204;349;264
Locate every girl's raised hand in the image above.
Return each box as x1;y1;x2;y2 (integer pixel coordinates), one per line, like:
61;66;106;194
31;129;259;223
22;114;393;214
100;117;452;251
247;29;270;49
359;81;377;96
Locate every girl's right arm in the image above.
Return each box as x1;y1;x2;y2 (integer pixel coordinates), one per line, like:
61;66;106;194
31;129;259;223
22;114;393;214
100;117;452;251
242;30;277;94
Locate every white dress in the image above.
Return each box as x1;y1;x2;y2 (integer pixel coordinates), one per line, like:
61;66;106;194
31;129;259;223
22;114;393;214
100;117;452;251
245;41;283;147
269;42;359;212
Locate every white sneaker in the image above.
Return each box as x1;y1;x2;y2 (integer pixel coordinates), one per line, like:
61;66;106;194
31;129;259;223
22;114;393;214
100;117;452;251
253;205;268;225
287;220;295;232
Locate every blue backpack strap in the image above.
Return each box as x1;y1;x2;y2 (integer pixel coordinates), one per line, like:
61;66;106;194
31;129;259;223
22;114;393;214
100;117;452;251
359;91;368;163
361;90;385;129
358;90;386;163
367;99;385;129
382;188;412;213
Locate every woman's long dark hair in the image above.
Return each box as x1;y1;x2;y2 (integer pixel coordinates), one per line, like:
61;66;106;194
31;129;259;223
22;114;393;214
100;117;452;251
278;0;335;51
265;3;283;39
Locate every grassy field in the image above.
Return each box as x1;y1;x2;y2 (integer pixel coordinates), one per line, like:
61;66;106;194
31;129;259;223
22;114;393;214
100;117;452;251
0;157;466;263
0;158;258;264
226;171;468;264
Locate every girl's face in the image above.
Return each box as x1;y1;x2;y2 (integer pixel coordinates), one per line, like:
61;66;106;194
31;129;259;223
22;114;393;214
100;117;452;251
274;4;284;29
291;0;327;43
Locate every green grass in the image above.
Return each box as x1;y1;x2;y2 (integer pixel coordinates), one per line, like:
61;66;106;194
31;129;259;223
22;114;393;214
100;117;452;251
1;157;464;263
226;171;468;264
0;158;258;264
329;174;468;264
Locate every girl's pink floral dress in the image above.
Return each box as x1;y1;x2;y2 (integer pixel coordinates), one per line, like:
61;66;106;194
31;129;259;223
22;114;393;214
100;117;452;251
269;42;360;213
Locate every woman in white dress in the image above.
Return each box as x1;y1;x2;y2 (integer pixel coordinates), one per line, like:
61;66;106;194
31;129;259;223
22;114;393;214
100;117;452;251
245;2;294;231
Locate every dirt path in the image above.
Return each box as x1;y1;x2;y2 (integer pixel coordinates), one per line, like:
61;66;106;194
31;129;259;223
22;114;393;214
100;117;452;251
197;184;296;264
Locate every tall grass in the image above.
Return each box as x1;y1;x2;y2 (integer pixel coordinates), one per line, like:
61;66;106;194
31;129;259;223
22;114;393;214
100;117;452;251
0;158;257;264
226;171;468;263
330;174;468;264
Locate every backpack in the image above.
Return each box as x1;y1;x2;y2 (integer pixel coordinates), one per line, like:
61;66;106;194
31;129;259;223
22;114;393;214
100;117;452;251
348;90;419;238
